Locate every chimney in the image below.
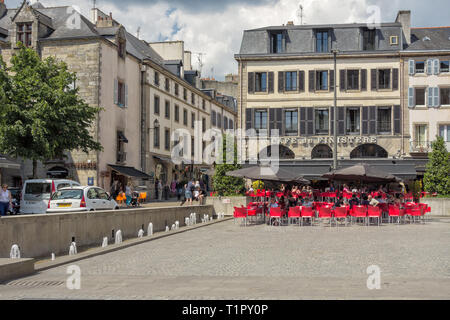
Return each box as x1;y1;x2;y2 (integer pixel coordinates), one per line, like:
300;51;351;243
287;21;294;26
0;0;5;20
396;10;411;46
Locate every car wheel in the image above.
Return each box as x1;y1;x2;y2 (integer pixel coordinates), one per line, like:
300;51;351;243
114;207;120;210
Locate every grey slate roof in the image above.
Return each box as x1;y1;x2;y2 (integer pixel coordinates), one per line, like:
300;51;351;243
407;27;450;51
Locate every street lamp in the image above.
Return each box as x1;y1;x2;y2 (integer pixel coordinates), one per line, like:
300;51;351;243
332;49;339;170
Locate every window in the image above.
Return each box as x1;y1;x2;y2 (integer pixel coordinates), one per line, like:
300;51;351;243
285;110;298;136
316;71;328;91
363;29;376;51
191;112;195;129
254;110;267;132
415;88;426;106
154;96;160;115
202;117;206;133
377;107;391;134
229;119;234;129
441;61;450;73
174;105;179;122
191;93;195;105
116;130;126;163
285;71;298;91
17;23;32;47
183;88;187;100
118;81;125;106
415;125;428;147
270;32;284;53
439;125;450;142
183;109;188;126
441;88;450;105
255;72;267;92
346;108;360;134
378;69;391;89
153;121;160;148
165;78;170;91
390;36;398;45
315;109;329;135
118;40;126;59
312;145;333;159
217;113;222;129
316;30;329;53
175;83;179;96
202;99;206;110
415;61;425;74
224;116;228;130
350;144;388;158
165;100;170;119
212;111;217;126
165;129;170;151
191;137;195;156
347;70;359;90
154;71;159;86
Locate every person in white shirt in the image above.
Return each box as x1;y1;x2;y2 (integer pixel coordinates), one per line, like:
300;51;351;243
0;184;12;216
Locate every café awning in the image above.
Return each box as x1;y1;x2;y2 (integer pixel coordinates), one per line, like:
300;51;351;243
108;164;151;179
153;155;172;163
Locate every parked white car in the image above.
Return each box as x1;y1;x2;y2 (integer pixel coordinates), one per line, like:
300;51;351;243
20;179;81;214
47;186;119;213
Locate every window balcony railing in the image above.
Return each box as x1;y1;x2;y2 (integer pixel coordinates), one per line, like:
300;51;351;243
117;151;127;163
409;141;432;153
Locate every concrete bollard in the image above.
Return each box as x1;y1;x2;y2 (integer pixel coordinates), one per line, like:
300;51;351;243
10;244;21;259
148;222;153;236
138;229;144;238
115;230;123;244
102;237;108;248
69;242;77;255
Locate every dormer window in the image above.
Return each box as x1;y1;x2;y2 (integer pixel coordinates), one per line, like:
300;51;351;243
315;30;329;53
17;23;32;47
270;31;284;53
363;28;376;51
118;39;126;59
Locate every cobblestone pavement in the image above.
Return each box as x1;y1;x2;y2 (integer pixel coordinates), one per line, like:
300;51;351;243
1;218;449;300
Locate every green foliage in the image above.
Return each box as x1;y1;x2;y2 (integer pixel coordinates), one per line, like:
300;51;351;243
212;134;245;196
423;136;450;195
410;180;422;200
0;44;102;176
252;180;264;190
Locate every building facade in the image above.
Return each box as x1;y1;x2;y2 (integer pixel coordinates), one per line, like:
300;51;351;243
0;1;236;196
235;12;421;180
404;27;450;164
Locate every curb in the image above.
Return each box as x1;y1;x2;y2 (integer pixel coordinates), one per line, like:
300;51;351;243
34;217;233;272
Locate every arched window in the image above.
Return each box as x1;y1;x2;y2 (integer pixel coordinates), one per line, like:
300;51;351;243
350;144;388;158
259;145;295;160
311;144;333;159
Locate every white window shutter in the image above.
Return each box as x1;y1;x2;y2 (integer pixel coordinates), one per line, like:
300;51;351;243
427;87;433;107
408;87;415;108
434;59;440;75
125;84;128;107
408;59;415;75
114;79;118;105
434;87;440;107
427;59;433;75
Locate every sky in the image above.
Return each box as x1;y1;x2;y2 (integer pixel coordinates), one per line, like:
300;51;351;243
7;0;450;80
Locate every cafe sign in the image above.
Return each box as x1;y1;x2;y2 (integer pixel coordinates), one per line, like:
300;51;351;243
274;136;378;147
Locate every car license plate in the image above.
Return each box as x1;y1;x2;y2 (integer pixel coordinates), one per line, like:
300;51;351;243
58;203;71;208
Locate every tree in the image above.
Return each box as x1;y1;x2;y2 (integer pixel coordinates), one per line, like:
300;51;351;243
0;43;102;177
423;136;450;195
212;134;245;196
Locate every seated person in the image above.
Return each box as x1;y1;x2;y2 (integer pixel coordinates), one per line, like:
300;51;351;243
333;197;344;209
368;195;379;207
268;198;279;214
360;194;370;206
349;194;360;209
302;198;313;208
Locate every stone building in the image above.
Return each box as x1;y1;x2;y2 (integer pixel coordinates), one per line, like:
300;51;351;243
403;26;450;176
234;11;435;181
0;1;236;196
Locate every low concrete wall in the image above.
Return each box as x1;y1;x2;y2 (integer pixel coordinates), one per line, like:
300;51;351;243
421;198;450;216
0;258;35;283
0;205;213;259
206;196;250;216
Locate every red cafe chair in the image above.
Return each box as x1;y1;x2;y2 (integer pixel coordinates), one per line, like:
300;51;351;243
288;206;301;226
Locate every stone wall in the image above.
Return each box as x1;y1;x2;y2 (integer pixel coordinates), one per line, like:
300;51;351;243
0;205;213;259
421;198;450;216
206;196;250;216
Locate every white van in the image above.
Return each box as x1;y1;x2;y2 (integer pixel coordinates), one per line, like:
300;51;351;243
20;179;81;214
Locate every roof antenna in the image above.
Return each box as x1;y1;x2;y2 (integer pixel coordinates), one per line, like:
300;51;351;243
136;26;141;39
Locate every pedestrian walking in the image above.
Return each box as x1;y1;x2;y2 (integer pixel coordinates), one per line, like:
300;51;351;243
158;180;163;201
125;182;133;206
0;184;12;216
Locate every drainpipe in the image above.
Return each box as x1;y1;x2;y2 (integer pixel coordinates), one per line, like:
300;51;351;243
140;60;146;173
400;55;405;157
